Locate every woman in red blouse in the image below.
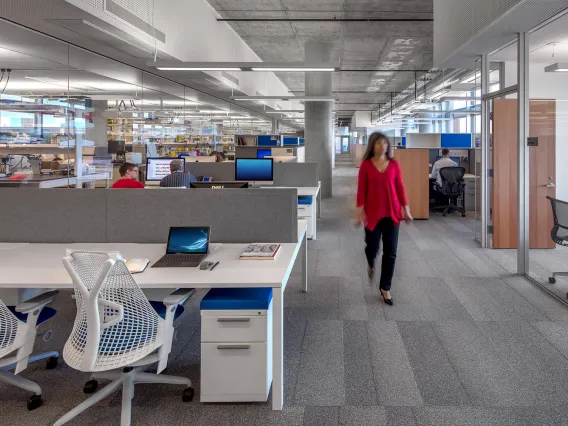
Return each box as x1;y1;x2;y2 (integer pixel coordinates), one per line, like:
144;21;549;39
356;133;413;305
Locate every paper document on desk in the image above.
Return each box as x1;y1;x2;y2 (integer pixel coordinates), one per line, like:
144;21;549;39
126;259;150;273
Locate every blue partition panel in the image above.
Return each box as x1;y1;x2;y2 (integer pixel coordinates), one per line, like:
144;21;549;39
402;137;406;147
283;137;300;146
258;135;281;146
441;133;472;148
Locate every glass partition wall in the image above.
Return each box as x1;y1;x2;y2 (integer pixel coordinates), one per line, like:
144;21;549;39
527;12;568;299
0;18;273;189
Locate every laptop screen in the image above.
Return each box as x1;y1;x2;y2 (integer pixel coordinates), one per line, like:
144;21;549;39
167;227;210;254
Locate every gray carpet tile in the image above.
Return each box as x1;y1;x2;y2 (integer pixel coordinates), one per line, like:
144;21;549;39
431;320;527;407
386;407;418;426
443;277;548;321
303;406;339;426
367;321;423;406
412;407;557;426
338;277;369;321
339;406;387;426
379;277;471;322
342;321;377;406
532;321;568;357
502;276;568;321
294;320;345;406
397;321;471;406
477;321;568;408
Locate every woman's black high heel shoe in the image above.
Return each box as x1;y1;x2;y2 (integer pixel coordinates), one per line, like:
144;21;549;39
380;289;394;306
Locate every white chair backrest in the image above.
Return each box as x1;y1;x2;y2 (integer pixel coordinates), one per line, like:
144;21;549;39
0;299;23;358
62;250;162;372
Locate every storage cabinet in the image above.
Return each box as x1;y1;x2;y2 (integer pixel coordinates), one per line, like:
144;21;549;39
200;288;273;403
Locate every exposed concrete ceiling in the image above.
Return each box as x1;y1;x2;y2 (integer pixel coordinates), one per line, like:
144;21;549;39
206;0;434;122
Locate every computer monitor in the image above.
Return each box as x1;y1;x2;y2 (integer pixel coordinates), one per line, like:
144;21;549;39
435;156;461;164
108;140;125;154
234;158;273;185
146;157;185;181
166;226;210;254
257;148;272;159
190;182;249;189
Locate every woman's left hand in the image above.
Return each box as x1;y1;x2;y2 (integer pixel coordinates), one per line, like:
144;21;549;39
403;206;413;224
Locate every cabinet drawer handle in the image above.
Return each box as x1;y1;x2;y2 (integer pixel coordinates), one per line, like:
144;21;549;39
217;344;250;350
217;317;251;322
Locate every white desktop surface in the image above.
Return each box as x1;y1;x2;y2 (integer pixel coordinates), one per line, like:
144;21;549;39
0;221;307;290
265;184;320;197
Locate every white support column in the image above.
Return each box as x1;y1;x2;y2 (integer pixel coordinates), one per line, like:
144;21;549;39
517;32;530;275
305;41;333;199
481;54;489;248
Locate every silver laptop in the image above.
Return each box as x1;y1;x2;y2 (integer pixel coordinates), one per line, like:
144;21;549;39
152;226;210;268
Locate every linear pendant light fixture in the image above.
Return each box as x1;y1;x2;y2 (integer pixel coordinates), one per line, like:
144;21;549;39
545;63;568;72
149;61;339;72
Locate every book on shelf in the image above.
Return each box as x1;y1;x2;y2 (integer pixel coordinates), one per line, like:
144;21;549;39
240;243;281;260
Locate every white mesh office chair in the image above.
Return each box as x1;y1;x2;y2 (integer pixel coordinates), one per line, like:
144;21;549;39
0;291;59;410
54;250;194;426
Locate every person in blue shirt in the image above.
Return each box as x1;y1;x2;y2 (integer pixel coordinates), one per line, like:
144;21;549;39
159;159;196;188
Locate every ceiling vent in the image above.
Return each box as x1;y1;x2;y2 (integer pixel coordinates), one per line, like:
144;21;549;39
48;18;175;60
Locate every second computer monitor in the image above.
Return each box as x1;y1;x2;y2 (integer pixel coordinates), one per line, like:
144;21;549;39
235;158;273;185
257;148;272;159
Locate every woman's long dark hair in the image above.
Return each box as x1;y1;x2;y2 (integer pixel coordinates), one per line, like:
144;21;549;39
363;132;394;161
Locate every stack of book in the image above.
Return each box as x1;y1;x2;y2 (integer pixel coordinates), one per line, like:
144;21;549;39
240;243;281;260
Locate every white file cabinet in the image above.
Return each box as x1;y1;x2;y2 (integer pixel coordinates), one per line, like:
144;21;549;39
200;288;273;403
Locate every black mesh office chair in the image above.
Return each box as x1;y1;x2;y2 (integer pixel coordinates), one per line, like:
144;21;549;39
546;196;568;284
434;167;466;217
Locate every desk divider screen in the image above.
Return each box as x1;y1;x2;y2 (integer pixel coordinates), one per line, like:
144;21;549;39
273;163;319;187
185;162;235;181
0;188;299;244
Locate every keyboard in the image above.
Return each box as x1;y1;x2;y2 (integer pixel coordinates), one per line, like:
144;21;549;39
164;254;204;263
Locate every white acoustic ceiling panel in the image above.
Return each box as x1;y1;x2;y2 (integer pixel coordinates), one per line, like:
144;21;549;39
434;0;568;68
77;0;104;11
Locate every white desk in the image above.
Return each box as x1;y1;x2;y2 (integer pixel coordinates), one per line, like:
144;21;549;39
0;172;110;188
265;183;321;240
0;220;308;411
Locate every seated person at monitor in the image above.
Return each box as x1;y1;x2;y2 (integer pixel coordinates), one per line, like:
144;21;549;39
209;152;225;162
160;159;196;188
431;148;458;187
111;162;145;188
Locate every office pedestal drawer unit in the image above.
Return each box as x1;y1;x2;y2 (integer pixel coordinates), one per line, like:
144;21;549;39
200;288;273;402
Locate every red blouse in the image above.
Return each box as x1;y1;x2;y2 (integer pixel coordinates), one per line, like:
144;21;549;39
356;159;408;230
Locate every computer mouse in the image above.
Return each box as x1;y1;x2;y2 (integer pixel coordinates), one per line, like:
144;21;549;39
199;261;211;270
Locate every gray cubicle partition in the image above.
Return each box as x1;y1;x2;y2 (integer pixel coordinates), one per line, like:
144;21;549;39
0;188;298;244
186;162;235;181
273;163;318;187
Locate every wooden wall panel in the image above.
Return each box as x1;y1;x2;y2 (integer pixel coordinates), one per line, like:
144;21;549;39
492;99;557;249
394;149;429;219
492;99;518;249
529;100;556;249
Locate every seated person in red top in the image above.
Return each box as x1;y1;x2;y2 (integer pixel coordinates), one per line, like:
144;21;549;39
111;162;145;189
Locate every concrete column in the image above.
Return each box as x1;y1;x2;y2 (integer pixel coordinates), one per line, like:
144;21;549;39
304;41;333;198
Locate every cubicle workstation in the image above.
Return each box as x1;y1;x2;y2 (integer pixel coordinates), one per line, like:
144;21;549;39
186;160;321;239
0;188;308;411
402;133;479;216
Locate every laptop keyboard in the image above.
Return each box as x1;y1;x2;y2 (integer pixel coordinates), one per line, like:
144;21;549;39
164;254;203;263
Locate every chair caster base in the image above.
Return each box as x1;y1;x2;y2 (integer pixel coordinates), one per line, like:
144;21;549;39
182;387;194;402
83;379;98;394
27;394;42;411
46;356;58;370
462;213;466;217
